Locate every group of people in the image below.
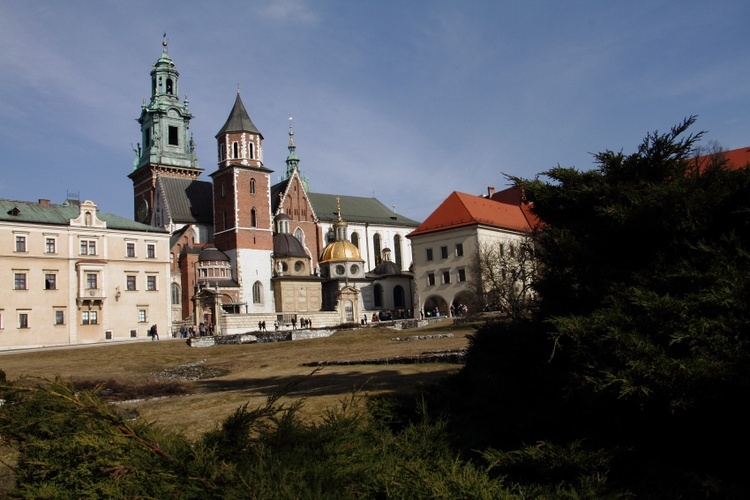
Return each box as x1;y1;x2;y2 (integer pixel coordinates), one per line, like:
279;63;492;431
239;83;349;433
257;317;313;332
177;322;214;338
450;303;469;316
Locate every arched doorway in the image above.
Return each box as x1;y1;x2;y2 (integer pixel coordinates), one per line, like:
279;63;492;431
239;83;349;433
422;295;449;318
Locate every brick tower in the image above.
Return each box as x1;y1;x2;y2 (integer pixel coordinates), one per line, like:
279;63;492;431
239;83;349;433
210;91;275;312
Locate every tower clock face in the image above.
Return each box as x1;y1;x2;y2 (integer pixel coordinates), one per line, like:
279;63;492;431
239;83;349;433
138;199;149;223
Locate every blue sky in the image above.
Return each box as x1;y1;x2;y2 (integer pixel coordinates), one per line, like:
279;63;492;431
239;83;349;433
1;1;748;222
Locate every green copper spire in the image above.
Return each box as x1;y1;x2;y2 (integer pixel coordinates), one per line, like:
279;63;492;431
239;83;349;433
133;35;200;172
284;115;309;191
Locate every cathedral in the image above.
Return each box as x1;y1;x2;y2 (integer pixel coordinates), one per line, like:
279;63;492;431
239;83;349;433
128;41;419;333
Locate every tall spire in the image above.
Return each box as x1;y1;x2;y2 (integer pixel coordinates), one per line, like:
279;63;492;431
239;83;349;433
283;115;310;191
285;115;299;177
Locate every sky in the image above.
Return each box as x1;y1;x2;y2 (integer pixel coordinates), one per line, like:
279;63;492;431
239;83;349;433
1;1;748;223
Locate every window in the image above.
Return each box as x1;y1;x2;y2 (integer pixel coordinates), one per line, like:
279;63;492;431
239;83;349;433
250;178;256;194
126;275;137;291
456;243;464;257
126;242;136;258
147;275;157;291
166;78;173;95
427;273;435;286
458;268;467;282
221;183;225;197
15;235;26;252
46;237;56;254
86;273;98;290
82;310;98;325
426;248;433;261
80;240;96;255
168;125;178;145
45;273;57;290
443;271;451;284
138;310;147;323
249;143;254;159
14;273;27;290
251;208;257;227
351;232;359;248
19;313;29;329
147;244;156;259
55;310;64;325
233;142;239;159
394;235;403;268
252;281;263;304
373;234;382;265
441;246;448;259
171;283;181;304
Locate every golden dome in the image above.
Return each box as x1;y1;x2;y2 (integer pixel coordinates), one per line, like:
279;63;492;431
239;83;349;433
320;240;363;263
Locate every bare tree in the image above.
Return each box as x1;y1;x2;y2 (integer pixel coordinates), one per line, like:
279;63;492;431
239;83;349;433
467;235;539;318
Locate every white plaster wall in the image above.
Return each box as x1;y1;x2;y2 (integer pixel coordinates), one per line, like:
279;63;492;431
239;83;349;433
235;247;275;313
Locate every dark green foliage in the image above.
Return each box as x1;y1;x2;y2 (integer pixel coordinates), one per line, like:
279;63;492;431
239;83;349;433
0;378;517;498
452;117;750;497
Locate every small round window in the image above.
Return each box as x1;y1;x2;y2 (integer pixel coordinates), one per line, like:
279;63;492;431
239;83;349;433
335;265;345;275
295;261;304;272
281;262;288;272
350;264;359;275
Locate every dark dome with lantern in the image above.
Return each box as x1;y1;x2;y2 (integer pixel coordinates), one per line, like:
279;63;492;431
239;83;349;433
372;259;401;276
198;245;230;262
273;233;308;258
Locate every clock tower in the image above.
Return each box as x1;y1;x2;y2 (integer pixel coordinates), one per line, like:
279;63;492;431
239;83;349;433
128;36;201;224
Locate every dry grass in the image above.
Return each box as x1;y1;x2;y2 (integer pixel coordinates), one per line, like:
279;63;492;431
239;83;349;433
0;319;476;439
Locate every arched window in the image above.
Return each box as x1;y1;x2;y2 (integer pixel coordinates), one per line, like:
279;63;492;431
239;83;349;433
373;234;382;266
233;142;239;159
252;281;263;304
171;283;181;305
249;143;254;159
166;78;173;95
294;227;305;244
374;284;383;308
393;234;402;269
250;178;256;194
351;232;359;248
251;208;257;227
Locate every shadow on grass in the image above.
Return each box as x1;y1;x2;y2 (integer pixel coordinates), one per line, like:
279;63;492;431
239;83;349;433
193;368;455;399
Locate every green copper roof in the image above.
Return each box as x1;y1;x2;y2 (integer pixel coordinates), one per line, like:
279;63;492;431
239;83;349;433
0;199;167;233
307;193;420;227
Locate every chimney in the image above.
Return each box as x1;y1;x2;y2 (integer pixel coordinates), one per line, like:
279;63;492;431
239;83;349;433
38;199;51;206
487;186;495;198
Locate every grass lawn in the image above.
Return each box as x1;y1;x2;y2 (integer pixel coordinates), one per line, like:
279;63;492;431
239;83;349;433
0;318;474;439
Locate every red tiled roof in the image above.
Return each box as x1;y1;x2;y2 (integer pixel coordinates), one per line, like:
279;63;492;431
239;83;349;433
408;188;539;238
693;146;750;171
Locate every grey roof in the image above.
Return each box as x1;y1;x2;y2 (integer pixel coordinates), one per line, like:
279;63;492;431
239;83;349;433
307;192;420;227
160;177;213;225
216;93;263;138
0;199;167;233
